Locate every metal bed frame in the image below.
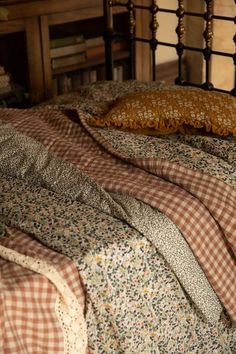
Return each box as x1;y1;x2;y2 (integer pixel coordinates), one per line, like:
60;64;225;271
103;0;236;96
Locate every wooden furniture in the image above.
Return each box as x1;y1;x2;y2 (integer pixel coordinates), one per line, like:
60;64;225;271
0;0;128;104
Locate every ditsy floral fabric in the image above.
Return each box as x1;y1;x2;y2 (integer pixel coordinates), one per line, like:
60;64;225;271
1;80;236;353
1;175;235;354
42;80;236;188
95;127;236;188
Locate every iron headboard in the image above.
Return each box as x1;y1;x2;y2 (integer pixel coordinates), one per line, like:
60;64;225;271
103;0;236;96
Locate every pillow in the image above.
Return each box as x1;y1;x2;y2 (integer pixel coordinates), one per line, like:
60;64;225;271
90;88;236;137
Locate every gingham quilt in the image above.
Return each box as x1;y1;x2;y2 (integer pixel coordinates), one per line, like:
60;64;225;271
0;227;87;354
0;105;235;327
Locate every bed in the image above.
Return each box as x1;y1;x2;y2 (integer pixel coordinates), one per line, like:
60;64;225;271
0;1;236;353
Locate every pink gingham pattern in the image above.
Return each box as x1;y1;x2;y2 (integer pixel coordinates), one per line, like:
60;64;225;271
1;107;236;324
0;227;86;354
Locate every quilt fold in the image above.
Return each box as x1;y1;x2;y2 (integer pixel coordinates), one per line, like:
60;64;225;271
0;120;223;323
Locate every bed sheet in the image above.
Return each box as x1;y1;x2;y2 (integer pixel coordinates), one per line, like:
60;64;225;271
0;80;236;353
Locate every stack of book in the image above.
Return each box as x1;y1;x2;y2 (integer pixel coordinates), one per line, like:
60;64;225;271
50;35;86;71
57;60;127;94
0;65;12;96
85;36;104;59
56;68;98;94
50;34;128;93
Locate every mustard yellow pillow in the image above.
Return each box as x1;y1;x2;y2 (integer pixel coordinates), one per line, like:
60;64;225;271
90;88;236;137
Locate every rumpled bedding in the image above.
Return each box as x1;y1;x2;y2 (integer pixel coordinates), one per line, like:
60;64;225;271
0;80;236;353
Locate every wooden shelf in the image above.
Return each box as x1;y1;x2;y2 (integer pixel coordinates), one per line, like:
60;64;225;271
0;0;101;20
0;1;132;104
41;6;130;100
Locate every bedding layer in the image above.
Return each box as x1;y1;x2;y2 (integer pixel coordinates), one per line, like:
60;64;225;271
0;81;236;353
0;121;223;323
0;175;235;353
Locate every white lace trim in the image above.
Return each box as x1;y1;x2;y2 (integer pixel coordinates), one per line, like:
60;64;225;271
0;244;87;354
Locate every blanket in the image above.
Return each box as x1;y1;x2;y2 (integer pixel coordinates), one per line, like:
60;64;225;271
0;81;236;353
0;174;235;353
0;121;223;322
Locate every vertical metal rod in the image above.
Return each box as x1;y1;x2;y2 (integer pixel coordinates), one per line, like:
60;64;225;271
175;0;185;85
103;0;114;80
232;29;236;96
152;50;156;80
127;0;135;79
149;0;158;81
202;0;213;90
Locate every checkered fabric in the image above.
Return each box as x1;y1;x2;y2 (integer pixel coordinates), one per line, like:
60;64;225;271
0;227;86;354
1;107;236;324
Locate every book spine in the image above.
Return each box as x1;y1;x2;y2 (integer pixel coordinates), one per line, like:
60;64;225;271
57;74;72;94
50;35;84;49
89;69;97;83
86;36;104;48
86;45;105;59
96;65;106;81
81;70;90;85
86;42;125;60
113;67;118;81
50;42;86;59
51;52;86;70
71;73;82;90
117;65;124;82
